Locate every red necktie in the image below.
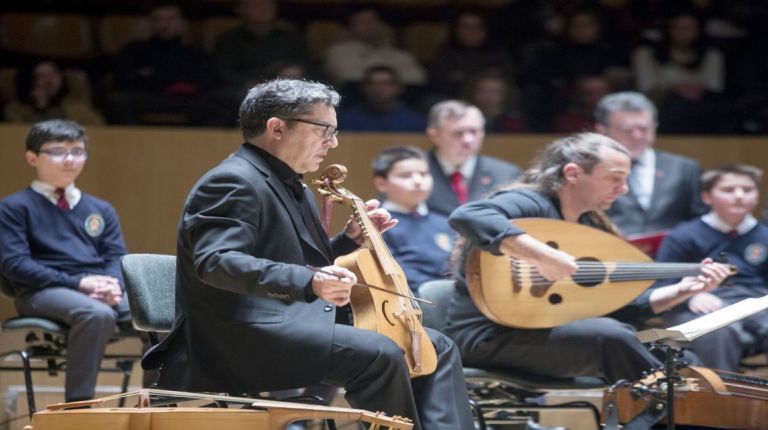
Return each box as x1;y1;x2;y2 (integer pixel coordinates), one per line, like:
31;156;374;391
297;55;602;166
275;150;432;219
55;188;70;211
450;171;468;204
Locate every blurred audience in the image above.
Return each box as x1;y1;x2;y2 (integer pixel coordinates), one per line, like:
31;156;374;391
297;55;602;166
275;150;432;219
338;66;425;132
554;75;613;133
4;61;104;125
632;11;730;133
428;12;514;99
206;0;308;126
107;3;216;125
324;8;426;91
461;72;525;133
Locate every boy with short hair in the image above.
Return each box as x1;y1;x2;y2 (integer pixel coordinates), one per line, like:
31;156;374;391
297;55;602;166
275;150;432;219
655;164;768;371
373;146;455;293
0;119;131;402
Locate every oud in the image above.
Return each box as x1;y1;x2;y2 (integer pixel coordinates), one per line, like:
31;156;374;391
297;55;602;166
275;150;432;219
315;164;437;377
466;218;736;329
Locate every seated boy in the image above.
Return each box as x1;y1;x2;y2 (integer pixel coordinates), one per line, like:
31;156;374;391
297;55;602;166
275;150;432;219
372;146;455;293
0;119;132;401
654;164;768;371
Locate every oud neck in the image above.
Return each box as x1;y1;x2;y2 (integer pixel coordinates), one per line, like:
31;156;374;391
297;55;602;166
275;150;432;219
607;262;703;281
352;199;398;276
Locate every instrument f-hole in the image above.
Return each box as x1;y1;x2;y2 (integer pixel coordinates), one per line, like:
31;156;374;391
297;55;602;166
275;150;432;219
381;300;396;326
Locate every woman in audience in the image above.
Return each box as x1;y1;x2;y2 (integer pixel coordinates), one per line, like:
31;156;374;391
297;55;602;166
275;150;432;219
429;12;513;98
631;11;730;133
4;61;104;125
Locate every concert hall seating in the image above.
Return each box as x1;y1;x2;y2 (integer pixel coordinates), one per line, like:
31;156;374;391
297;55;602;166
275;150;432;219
0;13;94;59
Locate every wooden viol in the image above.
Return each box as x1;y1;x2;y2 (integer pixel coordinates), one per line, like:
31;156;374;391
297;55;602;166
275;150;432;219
314;164;437;377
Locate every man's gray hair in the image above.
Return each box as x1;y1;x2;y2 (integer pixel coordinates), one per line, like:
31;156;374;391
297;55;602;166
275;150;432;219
427;99;484;128
594;91;657;127
239;79;341;140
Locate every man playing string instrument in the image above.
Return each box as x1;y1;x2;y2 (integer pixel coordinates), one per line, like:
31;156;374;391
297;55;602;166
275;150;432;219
446;132;731;383
142;79;474;430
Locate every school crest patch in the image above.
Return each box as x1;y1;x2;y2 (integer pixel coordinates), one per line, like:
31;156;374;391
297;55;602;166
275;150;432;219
434;232;453;252
744;243;768;265
84;214;105;237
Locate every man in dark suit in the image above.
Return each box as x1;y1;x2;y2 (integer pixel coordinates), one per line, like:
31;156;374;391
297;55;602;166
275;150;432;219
142;79;474;430
425;100;522;216
595;91;708;236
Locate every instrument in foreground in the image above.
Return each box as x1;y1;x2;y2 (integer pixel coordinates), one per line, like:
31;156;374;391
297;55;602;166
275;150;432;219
466;218;736;329
314;164;437;377
25;389;413;430
602;366;768;429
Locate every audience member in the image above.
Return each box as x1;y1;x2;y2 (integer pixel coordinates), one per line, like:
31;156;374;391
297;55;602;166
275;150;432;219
654;164;768;371
4;61;104;125
446;132;731;384
373;146;454;292
338;66;425;132
213;0;307;89
0;120;131;402
107;3;216;125
631;11;730;133
428;12;514;98
595;91;708;236
424;100;521;217
462;72;525;133
207;0;308;126
324;8;426;89
554;75;612;133
521;8;628;131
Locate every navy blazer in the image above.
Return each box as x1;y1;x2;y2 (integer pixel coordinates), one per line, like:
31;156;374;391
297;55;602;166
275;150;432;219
143;144;358;393
607;150;708;236
426;150;521;217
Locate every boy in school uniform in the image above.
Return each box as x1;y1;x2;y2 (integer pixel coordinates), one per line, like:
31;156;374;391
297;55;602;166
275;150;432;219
654;164;768;371
0;119;132;402
373;146;455;293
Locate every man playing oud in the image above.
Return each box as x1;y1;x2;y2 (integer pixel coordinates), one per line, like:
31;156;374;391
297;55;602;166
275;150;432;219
446;132;731;383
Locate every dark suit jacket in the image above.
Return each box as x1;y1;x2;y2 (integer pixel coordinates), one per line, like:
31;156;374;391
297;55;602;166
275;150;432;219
143;144;358;393
607;150;708;236
426;150;522;217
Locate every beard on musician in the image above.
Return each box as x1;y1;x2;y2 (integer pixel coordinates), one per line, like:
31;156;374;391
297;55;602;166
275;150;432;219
140;79;476;430
446;132;731;386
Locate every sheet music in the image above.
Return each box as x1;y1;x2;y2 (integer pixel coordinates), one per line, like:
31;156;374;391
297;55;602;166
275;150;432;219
638;295;768;343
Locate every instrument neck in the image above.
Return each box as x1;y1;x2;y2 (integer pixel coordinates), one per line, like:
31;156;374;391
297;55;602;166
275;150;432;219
607;262;703;281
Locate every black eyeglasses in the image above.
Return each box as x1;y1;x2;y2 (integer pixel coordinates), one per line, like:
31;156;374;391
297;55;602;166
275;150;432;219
284;118;339;140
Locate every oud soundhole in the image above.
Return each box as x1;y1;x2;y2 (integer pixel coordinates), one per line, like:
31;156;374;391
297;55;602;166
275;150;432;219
571;257;605;287
548;294;563;305
545;241;559;249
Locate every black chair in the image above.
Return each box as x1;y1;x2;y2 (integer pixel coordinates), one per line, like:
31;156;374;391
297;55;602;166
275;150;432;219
419;279;605;429
0;272;138;417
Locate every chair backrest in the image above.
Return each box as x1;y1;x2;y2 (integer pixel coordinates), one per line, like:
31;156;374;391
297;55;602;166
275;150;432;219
0;13;94;59
418;279;455;332
121;254;176;333
97;15;151;55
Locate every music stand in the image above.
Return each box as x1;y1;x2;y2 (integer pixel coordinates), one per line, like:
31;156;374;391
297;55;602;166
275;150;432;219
635;295;768;430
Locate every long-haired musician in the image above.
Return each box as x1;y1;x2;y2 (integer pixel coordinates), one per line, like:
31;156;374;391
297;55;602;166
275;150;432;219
446;132;731;383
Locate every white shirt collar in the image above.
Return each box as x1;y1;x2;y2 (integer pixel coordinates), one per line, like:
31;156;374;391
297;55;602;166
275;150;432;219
31;180;82;208
701;211;757;235
382;200;428;216
435;153;477;179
